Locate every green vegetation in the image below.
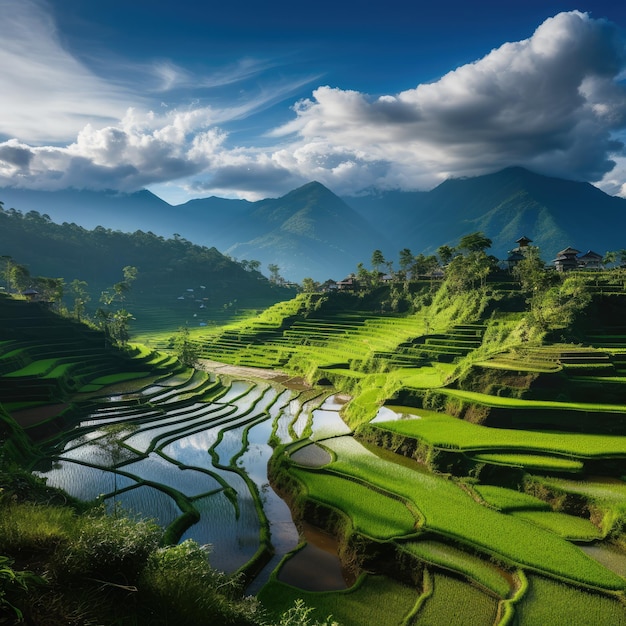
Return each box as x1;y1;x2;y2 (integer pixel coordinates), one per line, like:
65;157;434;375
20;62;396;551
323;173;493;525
3;228;626;624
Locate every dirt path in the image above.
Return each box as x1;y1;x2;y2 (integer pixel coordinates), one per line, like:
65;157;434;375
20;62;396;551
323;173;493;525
198;359;312;390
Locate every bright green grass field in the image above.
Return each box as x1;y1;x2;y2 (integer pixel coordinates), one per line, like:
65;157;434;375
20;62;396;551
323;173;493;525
508;510;602;541
399;539;512;598
472;484;551;511
415;571;499;626
290;467;418;539
377;407;626;459
322;437;625;590
515;575;626;625
439;388;626;414
471;452;584;472
259;575;419;626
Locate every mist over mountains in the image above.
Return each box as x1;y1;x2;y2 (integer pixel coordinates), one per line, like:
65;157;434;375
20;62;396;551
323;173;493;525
2;166;625;281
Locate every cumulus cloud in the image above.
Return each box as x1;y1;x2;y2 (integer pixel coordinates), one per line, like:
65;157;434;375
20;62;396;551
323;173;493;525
1;6;626;200
272;10;626;192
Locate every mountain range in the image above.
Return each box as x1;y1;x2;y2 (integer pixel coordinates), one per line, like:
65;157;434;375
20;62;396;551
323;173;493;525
1;167;625;281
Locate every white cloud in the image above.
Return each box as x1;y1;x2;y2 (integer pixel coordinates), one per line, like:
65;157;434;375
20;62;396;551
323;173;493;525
272;10;626;192
0;0;134;143
0;6;625;200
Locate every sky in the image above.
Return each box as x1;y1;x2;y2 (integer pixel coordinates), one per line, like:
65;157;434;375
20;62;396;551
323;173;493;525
1;0;626;204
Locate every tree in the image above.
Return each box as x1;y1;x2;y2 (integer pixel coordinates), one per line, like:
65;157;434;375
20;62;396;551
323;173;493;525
33;276;64;306
300;277;320;293
69;279;90;322
101;266;138;306
436;245;455;266
268;263;282;283
8;263;30;294
109;309;133;347
458;232;492;253
371;249;385;273
172;325;200;367
603;251;617;268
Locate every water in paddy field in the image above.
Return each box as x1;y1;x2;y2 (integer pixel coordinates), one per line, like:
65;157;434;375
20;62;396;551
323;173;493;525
33;378;353;585
277;522;355;591
35;459;137;500
105;485;182;527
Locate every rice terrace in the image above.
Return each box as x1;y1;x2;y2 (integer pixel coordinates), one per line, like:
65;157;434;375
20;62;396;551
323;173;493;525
1;230;626;626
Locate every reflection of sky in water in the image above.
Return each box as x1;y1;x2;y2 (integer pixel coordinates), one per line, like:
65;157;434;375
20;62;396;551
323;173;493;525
182;491;260;574
80;408;162;428
105;485;181;528
215;381;253;404
371;406;412;422
33;378;313;585
35;460;136;500
269;389;294;420
60;441;140;466
123;404;234;453
123;453;221;496
213;387;277;464
241;420;299;555
274;399;299;443
310;409;351;440
291;404;310;439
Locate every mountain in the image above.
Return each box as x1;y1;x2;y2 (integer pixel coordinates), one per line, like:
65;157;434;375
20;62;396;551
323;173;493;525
0;182;390;282
226;182;390;280
345;167;626;261
2;167;626;281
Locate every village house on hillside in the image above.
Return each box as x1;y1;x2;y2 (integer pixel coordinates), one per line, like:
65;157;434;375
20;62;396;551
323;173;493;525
553;247;604;271
553;246;580;272
505;235;533;270
576;250;604;270
505;237;606;272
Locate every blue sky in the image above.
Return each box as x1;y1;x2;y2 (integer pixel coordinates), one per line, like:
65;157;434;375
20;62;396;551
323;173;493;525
1;0;626;203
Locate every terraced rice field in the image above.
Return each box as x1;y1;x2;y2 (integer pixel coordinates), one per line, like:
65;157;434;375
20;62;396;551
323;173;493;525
33;367;352;582
6;292;626;624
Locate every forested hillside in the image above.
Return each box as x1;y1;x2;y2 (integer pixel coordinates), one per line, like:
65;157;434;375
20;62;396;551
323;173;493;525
0;204;294;332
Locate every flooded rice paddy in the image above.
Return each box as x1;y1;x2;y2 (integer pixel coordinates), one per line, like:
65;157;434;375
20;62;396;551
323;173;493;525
35;372;350;587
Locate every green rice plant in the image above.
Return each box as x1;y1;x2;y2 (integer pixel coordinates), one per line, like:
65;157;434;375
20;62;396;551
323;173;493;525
471;453;584;472
399;539;512;598
375;408;626;459
90;371;150;385
515;575;626;625
508;511;602;541
290;467;418;539
439;387;626;414
472;485;551;511
4;357;60;377
414;571;499;626
259;574;419;626
322;437;625;590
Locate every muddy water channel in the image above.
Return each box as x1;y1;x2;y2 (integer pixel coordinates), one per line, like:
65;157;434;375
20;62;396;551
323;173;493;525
35;373;352;591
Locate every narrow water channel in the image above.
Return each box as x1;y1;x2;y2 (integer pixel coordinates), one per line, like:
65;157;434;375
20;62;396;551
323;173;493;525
277;522;355;591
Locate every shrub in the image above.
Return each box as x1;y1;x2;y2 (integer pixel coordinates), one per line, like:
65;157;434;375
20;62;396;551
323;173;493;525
0;555;45;621
59;509;162;584
138;540;261;625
